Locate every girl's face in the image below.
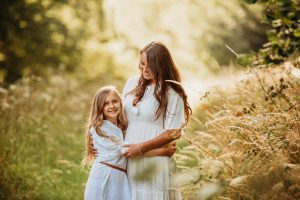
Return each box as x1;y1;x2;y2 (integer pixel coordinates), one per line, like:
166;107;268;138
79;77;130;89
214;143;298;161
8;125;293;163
103;91;121;124
139;52;155;83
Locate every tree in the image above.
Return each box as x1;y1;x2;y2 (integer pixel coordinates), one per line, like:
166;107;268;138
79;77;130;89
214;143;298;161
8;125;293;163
0;0;83;83
243;0;300;65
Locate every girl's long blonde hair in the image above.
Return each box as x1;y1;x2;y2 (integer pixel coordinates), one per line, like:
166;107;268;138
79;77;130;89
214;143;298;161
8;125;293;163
82;86;127;167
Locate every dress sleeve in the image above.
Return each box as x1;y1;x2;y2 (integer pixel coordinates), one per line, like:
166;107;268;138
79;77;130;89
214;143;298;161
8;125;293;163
89;127;116;149
122;75;139;101
164;90;185;130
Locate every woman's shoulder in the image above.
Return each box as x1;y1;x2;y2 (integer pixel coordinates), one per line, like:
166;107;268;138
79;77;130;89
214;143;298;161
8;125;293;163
125;75;139;87
122;75;140;95
167;86;179;96
167;86;184;103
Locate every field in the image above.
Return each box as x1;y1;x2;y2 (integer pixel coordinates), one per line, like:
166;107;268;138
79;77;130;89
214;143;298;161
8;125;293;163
176;58;300;199
1;58;300;200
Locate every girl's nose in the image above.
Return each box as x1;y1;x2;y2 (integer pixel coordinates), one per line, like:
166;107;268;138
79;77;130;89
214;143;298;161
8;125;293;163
109;102;115;108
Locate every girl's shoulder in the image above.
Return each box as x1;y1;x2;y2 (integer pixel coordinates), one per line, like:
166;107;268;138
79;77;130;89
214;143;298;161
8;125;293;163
101;120;124;138
89;124;122;144
89;126;97;136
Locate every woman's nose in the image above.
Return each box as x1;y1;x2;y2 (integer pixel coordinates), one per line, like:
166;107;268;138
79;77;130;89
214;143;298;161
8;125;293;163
141;65;148;72
139;64;145;71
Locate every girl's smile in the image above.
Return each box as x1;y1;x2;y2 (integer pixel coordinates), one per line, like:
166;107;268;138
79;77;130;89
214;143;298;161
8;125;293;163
103;92;121;125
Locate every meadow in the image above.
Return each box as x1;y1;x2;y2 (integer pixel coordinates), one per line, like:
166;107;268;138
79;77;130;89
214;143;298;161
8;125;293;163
1;0;300;199
1;57;300;200
0;70;127;200
176;57;300;200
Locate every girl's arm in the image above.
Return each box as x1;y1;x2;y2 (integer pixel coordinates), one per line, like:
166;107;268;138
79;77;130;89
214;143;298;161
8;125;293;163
123;127;182;158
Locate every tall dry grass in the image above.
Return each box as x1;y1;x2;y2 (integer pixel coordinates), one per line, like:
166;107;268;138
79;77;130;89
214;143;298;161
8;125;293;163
177;57;300;200
1;57;300;200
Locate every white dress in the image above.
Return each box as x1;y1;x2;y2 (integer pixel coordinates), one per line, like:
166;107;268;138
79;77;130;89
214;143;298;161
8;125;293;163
122;75;184;200
84;120;131;200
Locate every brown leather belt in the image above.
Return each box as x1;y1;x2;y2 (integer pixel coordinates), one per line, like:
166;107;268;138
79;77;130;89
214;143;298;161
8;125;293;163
100;161;127;173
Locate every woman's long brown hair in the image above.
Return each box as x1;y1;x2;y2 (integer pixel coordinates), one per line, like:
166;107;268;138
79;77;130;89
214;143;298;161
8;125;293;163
82;86;127;167
129;42;192;126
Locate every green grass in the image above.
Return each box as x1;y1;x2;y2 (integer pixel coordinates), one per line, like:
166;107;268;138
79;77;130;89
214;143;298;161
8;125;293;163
0;72;126;200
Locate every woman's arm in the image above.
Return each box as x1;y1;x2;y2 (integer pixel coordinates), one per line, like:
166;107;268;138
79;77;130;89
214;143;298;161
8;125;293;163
89;130;178;158
89;135;98;156
143;141;176;157
123;126;183;158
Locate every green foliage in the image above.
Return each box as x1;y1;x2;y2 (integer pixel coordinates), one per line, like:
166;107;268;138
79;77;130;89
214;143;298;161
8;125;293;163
0;71;126;199
201;2;268;66
0;76;87;199
0;0;106;84
243;0;300;65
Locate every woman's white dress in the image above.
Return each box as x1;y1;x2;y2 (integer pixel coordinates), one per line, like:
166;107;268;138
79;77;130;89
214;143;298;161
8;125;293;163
84;120;131;200
122;75;185;200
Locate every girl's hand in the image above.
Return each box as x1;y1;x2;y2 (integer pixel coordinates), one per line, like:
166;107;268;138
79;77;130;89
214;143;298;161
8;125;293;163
122;144;141;158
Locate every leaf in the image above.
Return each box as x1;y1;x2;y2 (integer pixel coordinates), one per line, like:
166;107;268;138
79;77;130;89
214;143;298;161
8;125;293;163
293;29;300;38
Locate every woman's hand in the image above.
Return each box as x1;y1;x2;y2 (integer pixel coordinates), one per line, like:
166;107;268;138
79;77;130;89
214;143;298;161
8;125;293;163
162;141;176;157
167;128;182;140
89;135;98;156
122;141;177;158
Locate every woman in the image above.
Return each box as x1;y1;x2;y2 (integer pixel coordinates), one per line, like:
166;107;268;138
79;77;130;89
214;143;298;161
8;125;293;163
122;41;192;200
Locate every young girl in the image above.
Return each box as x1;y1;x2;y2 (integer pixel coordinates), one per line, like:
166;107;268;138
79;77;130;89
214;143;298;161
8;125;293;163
83;86;176;200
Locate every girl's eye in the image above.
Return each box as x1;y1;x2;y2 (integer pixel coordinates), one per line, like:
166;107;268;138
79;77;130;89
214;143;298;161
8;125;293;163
112;99;118;103
104;102;108;105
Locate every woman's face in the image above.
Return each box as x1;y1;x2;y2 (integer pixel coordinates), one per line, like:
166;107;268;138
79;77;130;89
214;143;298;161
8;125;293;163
139;52;155;83
103;91;121;124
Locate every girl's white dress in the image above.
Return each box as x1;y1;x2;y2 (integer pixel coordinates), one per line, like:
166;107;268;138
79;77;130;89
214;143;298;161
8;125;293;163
84;120;131;200
122;75;184;200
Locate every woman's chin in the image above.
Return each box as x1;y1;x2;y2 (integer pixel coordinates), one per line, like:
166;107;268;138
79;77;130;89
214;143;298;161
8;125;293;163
143;75;153;81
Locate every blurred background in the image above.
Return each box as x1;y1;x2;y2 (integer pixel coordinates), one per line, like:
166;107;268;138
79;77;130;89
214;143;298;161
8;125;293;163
1;0;300;199
0;0;268;84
